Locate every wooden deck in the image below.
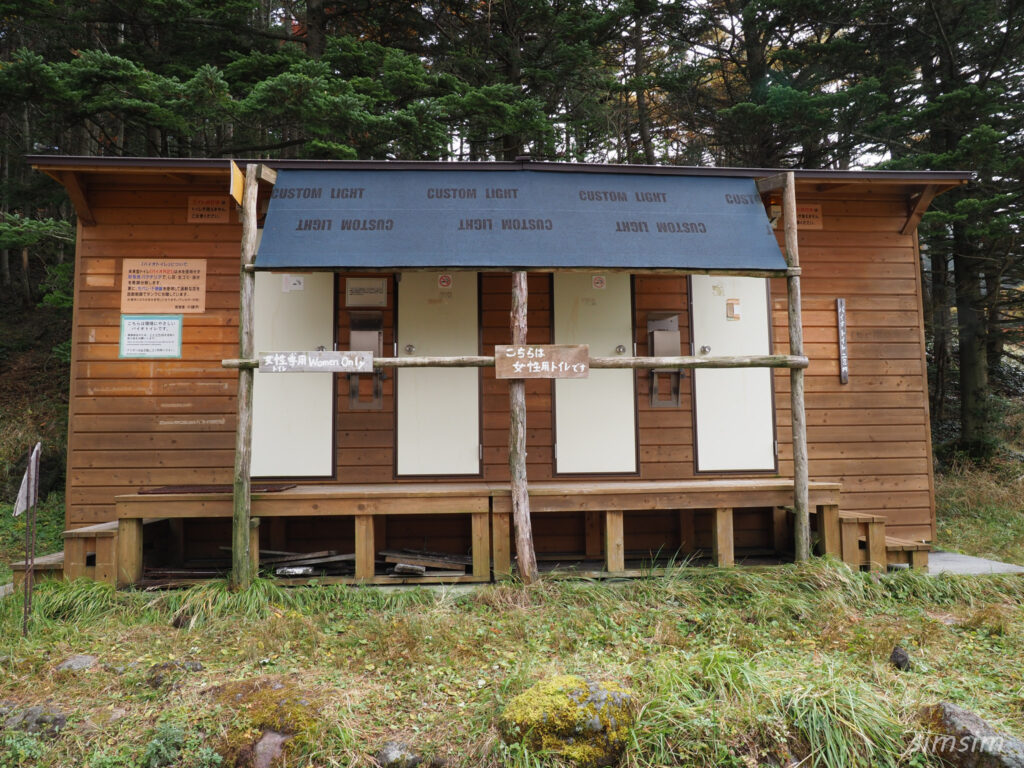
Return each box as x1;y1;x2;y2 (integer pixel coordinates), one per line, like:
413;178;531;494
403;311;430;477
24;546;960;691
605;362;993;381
110;479;853;586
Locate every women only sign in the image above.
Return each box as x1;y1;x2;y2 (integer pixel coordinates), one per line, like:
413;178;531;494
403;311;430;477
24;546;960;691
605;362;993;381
259;350;373;373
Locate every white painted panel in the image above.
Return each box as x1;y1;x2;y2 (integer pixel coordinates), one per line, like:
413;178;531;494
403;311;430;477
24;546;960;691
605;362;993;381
397;272;479;475
554;272;636;473
252;271;335;477
691;274;776;472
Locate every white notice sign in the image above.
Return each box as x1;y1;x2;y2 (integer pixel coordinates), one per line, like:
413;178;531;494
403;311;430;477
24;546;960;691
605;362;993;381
119;315;183;358
259;350;373;373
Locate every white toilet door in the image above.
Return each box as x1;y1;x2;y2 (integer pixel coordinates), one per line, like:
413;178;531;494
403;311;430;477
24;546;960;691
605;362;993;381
396;271;480;475
691;275;776;472
553;272;637;474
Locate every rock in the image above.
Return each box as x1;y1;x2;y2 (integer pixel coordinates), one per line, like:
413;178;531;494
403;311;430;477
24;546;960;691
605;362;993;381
499;675;634;768
234;730;292;768
921;702;1024;767
890;645;911;671
3;704;67;737
56;654;97;672
146;660;203;688
374;741;422;768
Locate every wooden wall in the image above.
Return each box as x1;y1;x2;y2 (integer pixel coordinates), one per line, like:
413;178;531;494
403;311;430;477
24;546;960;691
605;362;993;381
65;175;935;543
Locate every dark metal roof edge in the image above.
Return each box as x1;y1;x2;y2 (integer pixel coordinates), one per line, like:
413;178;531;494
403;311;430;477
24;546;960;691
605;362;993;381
27;155;974;183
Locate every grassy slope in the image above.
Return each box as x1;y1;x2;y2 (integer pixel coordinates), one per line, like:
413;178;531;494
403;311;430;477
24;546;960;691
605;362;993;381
3;565;1024;767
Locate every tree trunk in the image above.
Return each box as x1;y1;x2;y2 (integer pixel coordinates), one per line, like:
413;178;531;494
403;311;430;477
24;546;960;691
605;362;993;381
19;247;32;306
985;272;1003;378
930;251;952;419
633;20;655;164
953;234;991;457
508;271;538;584
305;0;327;58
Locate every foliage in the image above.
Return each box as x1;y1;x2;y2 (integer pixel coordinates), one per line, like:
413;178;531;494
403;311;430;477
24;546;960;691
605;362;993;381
0;492;65;584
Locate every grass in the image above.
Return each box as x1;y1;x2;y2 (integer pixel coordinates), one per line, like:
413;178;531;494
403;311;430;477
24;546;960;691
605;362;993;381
4;563;1024;767
0;492;66;584
935;462;1024;565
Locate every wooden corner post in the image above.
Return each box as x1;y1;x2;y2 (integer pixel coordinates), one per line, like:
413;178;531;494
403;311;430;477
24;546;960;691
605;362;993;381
782;172;810;562
231;164;259;590
509;271;538;584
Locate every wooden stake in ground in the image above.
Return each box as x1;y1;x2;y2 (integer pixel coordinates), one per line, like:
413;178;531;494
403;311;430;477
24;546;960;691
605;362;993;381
782;173;810;562
15;442;41;636
508;271;538;584
231;164;259;590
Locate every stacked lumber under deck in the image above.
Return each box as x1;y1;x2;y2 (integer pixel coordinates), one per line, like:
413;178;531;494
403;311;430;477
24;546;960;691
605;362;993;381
12;480;929;588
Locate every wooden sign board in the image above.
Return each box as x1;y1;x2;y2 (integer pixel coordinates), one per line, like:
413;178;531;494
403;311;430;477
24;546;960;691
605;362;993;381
121;259;207;313
837;298;849;384
187;196;230;223
495;345;589;379
119;314;182;359
259;350;373;373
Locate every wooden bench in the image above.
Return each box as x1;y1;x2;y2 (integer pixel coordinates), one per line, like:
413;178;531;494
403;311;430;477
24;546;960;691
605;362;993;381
490;479;842;577
114;483;492;587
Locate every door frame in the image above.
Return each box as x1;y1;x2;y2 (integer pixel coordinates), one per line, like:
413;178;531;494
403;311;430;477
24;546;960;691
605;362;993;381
392;270;484;479
252;271;339;481
688;275;779;476
552;271;640;478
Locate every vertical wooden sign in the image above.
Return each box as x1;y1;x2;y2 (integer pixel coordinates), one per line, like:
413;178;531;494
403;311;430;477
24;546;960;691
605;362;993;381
837;298;849;385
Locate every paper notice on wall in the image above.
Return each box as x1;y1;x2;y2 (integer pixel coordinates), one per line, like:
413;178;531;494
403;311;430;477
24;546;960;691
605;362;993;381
119;315;183;359
121;259;207;313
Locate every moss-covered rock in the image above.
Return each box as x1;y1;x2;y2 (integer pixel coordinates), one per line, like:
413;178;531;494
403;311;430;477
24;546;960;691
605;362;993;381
498;675;634;767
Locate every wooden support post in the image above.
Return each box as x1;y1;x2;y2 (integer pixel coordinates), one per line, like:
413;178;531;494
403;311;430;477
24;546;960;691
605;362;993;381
63;537;86;581
94;535;115;585
678;510;695;554
116;518;143;587
867;521;886;572
819;504;841;558
771;507;789;555
231;164;259;591
354;515;375;580
471;512;490;580
508;270;538;584
492;512;512;580
712;508;734;567
605;510;625;573
910;550;929;571
840;519;861;568
783;172;810;562
585;512;603;558
249;518;261;576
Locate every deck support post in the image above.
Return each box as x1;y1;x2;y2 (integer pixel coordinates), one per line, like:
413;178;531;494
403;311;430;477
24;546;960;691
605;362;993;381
782;172;810;562
712;508;735;567
231;163;259;591
509;270;538;584
116;518;143;587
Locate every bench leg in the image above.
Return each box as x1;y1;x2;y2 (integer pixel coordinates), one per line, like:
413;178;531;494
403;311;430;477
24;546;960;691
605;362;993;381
840;519;861;568
867;521;886;572
679;510;695;554
249;518;261;577
605;511;625;573
472;512;489;581
910;549;929;572
713;508;734;567
354;515;375;580
116;518;143;587
492;512;511;580
820;504;841;559
94;536;116;585
771;507;789;556
585;512;603;559
64;537;86;581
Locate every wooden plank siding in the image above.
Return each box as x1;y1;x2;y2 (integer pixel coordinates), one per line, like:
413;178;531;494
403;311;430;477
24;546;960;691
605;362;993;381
65;178;935;545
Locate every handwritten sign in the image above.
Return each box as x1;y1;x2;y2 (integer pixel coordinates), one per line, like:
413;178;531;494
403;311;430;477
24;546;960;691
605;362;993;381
259;350;372;373
494;345;589;379
188;196;230;223
119;315;182;358
121;258;207;313
837;298;849;384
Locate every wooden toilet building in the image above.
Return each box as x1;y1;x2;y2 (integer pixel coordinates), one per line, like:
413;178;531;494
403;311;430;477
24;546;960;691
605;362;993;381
23;156;969;587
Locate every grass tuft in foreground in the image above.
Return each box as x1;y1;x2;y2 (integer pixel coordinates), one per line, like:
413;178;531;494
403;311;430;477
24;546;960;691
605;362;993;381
3;561;1024;767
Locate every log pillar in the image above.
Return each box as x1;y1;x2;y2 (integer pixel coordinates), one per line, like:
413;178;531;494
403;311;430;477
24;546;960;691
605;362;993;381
508;271;538;584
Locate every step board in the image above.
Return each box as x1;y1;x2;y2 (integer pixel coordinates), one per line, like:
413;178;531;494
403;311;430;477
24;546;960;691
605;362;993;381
886;535;930;570
11;551;65;590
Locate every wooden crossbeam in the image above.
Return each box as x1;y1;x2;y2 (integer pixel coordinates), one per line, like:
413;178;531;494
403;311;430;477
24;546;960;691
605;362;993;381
901;185;938;235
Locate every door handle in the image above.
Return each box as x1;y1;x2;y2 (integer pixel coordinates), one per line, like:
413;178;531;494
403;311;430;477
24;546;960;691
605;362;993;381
405;344;416;354
700;345;711;354
615;345;626;355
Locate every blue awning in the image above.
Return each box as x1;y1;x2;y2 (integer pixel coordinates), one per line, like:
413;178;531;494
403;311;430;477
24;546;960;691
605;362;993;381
255;168;786;271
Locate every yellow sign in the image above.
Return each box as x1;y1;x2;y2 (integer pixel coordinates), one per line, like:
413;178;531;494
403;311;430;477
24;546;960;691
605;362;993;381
229;160;244;205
